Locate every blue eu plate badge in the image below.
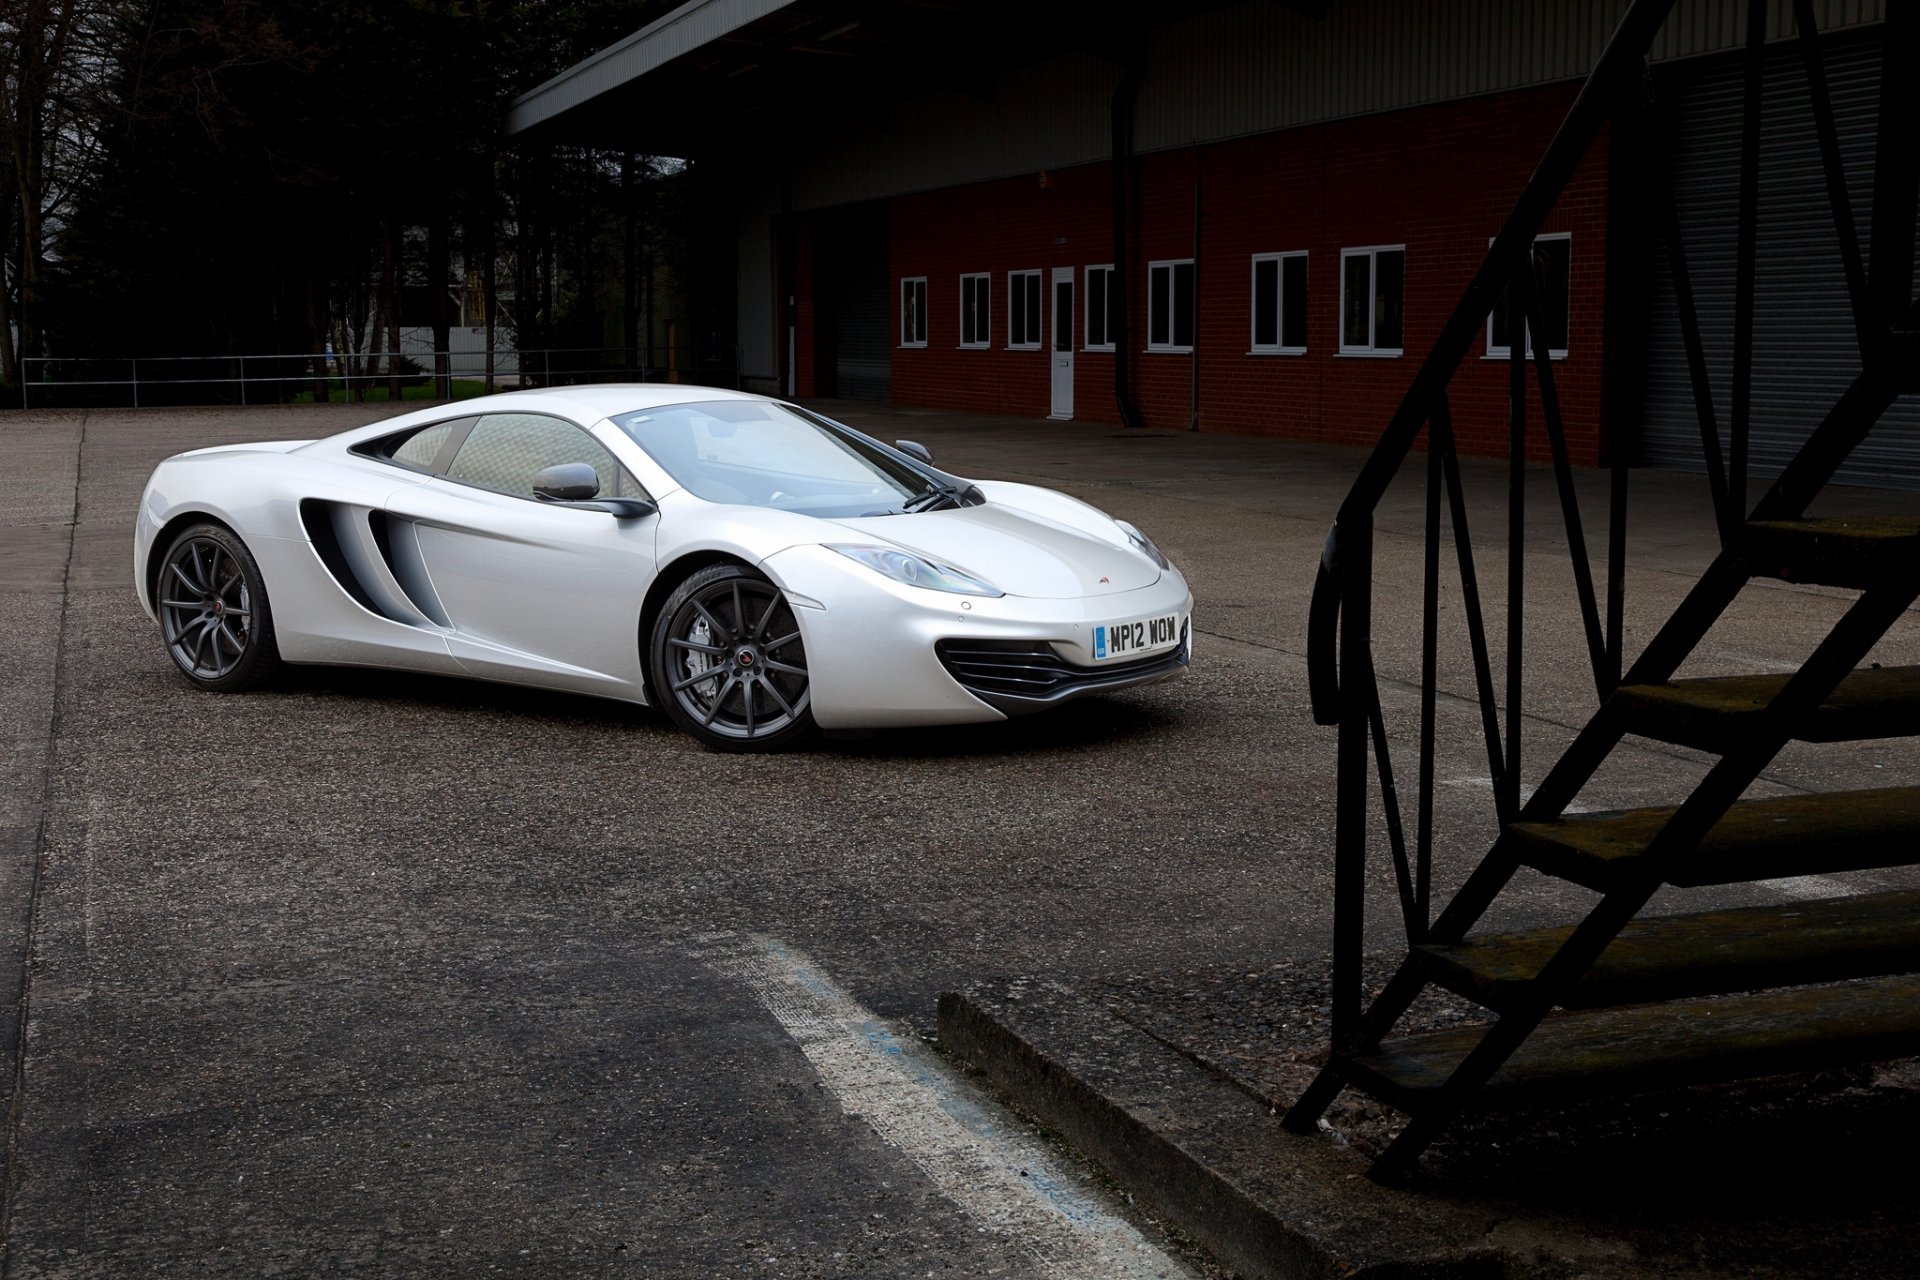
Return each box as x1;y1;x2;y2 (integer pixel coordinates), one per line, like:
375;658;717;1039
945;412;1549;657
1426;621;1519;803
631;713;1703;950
1093;626;1107;660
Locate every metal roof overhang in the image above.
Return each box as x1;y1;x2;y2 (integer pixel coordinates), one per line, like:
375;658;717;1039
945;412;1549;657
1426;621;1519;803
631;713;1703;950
506;0;1324;156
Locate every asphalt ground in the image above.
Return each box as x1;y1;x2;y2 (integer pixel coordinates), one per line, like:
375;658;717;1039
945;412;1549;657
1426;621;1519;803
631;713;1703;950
2;397;1918;1276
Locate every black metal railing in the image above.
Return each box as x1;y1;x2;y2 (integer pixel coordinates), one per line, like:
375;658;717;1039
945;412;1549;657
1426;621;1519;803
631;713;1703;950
16;343;743;409
1301;0;1915;1055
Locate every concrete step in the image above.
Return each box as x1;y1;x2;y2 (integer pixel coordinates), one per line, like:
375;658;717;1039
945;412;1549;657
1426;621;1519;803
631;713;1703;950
1615;665;1920;752
1741;517;1920;589
1511;786;1920;890
1414;889;1920;1012
1341;973;1920;1113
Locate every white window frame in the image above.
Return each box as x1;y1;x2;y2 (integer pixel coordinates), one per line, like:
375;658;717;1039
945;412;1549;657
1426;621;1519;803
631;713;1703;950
899;276;928;349
1084;264;1115;352
1007;269;1043;350
1146;258;1196;354
959;273;991;349
1249;251;1308;355
1485;232;1571;361
1339;244;1406;358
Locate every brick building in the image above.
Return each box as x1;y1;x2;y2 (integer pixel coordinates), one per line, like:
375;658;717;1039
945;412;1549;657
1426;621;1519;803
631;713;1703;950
509;0;1914;484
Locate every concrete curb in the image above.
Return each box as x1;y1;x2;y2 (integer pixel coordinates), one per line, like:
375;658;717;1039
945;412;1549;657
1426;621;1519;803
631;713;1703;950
939;980;1510;1280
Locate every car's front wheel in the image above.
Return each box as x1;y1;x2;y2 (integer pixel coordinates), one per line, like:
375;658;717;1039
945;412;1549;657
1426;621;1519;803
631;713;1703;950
650;563;816;752
156;522;283;692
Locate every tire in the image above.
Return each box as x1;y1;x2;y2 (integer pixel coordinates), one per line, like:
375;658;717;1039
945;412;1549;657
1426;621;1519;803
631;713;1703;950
155;522;284;692
650;563;816;752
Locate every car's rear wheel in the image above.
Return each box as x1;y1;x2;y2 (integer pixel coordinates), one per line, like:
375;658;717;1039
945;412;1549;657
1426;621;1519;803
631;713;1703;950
156;523;283;692
651;563;816;752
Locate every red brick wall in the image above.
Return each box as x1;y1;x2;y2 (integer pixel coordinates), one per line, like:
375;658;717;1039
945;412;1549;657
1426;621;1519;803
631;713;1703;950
861;80;1610;464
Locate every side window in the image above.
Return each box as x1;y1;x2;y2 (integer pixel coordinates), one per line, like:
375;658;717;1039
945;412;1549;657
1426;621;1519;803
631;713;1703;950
1085;265;1116;351
1340;245;1405;355
900;277;928;347
1488;234;1571;359
959;273;991;348
1147;259;1196;352
354;416;474;472
390;420;463;470
444;413;640;500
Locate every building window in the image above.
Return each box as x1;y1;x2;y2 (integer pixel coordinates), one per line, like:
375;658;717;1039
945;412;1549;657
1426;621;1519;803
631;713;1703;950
1340;245;1405;356
1085;264;1116;351
1487;234;1571;359
900;277;928;348
1008;270;1042;349
1251;252;1307;354
1147;259;1195;352
960;273;991;348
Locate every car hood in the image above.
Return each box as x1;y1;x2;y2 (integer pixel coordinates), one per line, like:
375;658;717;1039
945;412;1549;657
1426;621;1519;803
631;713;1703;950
828;503;1159;599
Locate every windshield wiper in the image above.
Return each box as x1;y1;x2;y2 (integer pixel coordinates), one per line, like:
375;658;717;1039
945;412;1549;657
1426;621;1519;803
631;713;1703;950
902;484;958;513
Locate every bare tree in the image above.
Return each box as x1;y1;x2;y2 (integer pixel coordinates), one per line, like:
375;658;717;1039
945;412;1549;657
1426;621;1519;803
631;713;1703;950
0;0;119;380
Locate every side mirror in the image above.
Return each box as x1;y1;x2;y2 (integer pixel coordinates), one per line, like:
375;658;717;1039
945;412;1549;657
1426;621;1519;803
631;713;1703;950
894;439;934;464
592;497;658;520
533;462;601;501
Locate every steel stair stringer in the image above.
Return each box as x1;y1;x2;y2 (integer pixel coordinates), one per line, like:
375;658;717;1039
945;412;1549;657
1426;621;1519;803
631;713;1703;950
1281;0;1920;1183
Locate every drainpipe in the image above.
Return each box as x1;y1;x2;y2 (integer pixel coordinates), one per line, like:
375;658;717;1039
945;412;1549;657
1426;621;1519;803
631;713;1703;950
1189;144;1202;432
1110;51;1146;428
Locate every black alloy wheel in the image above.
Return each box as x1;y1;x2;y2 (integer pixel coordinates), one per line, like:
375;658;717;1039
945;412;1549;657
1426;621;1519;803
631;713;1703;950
156;523;283;691
651;563;815;751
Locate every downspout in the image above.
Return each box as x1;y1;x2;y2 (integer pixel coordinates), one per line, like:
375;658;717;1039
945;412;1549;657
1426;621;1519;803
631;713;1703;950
1110;52;1146;428
1190;143;1202;431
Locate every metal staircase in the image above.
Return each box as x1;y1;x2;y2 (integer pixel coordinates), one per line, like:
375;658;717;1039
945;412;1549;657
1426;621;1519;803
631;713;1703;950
1281;0;1920;1182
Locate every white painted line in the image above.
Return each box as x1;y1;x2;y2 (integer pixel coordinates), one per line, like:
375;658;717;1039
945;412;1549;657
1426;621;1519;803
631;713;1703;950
699;933;1193;1280
1760;873;1862;901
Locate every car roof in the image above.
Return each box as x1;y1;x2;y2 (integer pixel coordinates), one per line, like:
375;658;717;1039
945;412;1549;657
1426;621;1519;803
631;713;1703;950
492;383;769;416
303;383;778;451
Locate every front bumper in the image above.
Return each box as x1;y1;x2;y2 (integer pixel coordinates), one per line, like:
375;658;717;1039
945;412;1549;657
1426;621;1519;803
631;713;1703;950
762;544;1193;730
935;623;1191;716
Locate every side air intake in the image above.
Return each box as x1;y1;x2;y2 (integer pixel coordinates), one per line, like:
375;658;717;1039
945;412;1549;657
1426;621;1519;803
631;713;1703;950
298;499;444;628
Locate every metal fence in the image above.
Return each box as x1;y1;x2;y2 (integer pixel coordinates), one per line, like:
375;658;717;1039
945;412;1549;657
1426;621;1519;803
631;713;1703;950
17;344;741;409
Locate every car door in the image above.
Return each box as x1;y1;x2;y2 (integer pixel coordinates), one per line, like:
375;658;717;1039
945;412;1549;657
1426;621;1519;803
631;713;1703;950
383;411;659;697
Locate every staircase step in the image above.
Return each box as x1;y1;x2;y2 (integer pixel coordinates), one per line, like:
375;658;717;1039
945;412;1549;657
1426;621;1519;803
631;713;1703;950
1615;665;1920;751
1340;973;1920;1114
1742;517;1920;589
1414;890;1920;1012
1511;786;1920;890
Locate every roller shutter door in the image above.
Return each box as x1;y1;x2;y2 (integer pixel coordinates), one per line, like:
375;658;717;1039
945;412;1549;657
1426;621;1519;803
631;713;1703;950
1642;30;1920;489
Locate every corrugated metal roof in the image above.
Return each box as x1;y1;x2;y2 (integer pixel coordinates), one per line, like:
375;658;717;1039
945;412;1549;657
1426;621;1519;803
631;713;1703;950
514;0;1889;208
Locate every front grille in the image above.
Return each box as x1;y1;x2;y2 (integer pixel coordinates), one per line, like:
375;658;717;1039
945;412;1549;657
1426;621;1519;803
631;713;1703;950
935;625;1189;712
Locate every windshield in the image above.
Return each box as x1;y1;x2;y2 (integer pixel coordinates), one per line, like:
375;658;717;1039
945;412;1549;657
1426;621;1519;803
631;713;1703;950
611;401;942;516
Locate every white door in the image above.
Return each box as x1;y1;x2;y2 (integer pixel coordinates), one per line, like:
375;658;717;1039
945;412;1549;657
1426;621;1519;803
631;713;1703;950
1049;267;1074;420
391;412;658;696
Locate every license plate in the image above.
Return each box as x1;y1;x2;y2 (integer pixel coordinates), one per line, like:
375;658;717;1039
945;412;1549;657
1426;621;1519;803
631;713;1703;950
1093;612;1182;662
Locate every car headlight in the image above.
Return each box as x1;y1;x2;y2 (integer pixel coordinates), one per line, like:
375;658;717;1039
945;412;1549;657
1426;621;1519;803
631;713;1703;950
827;544;1004;597
1115;520;1172;570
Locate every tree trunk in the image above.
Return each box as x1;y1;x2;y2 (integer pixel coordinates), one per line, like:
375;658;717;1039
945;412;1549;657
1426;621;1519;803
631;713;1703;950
344;269;368;402
513;155;533;380
384;218;402;401
429;205;451;399
0;194;20;386
482;160;498;394
307;238;329;403
622;150;638;376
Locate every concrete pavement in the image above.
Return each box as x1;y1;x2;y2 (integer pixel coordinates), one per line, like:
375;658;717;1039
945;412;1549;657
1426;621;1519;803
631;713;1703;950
1;397;1916;1276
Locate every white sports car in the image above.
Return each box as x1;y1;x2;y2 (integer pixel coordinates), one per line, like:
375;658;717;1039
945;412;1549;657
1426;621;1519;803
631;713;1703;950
135;387;1193;750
